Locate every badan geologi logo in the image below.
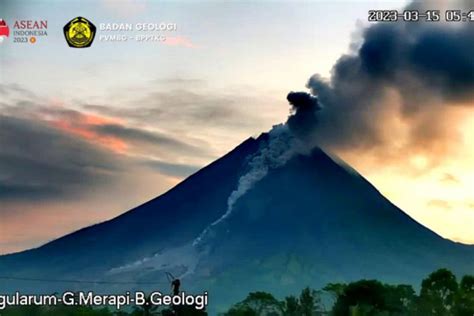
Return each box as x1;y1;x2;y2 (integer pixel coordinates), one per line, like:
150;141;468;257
63;17;96;48
0;19;9;43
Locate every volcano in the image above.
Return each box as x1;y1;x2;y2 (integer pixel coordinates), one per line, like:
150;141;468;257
0;133;473;312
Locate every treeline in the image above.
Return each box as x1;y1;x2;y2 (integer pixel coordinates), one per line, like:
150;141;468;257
221;268;474;316
1;268;473;315
0;304;205;316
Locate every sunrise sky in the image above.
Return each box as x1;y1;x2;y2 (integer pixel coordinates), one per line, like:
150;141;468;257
1;0;473;254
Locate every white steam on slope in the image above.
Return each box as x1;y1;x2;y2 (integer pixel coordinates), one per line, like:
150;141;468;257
193;124;308;247
105;124;309;275
107;243;199;278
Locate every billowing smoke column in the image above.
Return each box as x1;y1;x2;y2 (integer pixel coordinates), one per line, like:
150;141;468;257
194;0;474;248
193;93;320;247
306;2;474;152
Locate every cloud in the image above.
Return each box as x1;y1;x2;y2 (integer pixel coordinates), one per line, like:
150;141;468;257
82;84;286;167
163;36;196;48
84;86;267;131
40;108;128;153
0;115;122;202
152;78;205;87
1;91;213;159
141;160;199;178
0;76;286;253
91;123;207;156
0;82;219;252
0;79;271;212
0;83;37;99
427;199;452;210
440;173;460;185
0;83;217;206
0;182;61;201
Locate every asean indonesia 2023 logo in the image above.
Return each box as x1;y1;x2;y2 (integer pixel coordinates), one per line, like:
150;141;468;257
0;19;9;43
63;17;96;48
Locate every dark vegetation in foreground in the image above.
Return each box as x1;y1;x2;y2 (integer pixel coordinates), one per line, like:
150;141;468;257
2;268;473;315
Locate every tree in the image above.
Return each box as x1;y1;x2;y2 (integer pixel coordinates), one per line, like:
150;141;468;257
460;275;474;293
280;288;323;316
281;295;299;316
223;306;259;316
453;275;474;316
323;283;347;299
132;295;158;316
331;280;388;316
418;268;458;316
223;292;281;316
298;287;323;316
384;284;416;315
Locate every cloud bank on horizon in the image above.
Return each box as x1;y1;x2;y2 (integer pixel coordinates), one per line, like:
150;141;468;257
0;79;280;253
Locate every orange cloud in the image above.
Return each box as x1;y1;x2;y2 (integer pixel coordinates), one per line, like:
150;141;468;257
44;110;128;153
427;199;452;210
163;36;196;48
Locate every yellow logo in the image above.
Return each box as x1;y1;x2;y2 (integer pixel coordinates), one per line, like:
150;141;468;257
63;17;96;48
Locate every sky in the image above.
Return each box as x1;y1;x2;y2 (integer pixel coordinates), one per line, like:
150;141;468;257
1;0;473;254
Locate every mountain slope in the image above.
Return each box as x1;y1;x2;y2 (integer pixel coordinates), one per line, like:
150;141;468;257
185;146;474;310
0;134;473;312
0;135;263;285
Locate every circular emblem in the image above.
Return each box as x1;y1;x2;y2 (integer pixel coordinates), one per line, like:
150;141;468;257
63;17;96;48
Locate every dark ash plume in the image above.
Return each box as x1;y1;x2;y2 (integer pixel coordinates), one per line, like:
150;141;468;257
286;91;321;139
194;0;474;250
302;2;474;153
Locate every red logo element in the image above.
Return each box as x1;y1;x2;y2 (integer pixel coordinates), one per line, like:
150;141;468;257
0;19;9;41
